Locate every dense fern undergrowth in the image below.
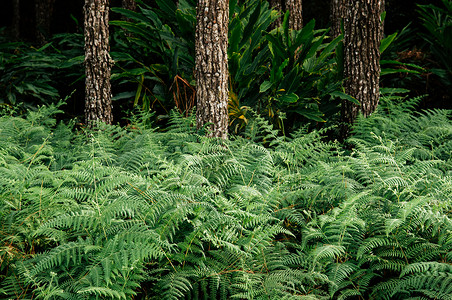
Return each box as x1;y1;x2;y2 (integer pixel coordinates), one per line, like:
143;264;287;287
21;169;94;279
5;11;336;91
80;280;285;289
0;98;451;299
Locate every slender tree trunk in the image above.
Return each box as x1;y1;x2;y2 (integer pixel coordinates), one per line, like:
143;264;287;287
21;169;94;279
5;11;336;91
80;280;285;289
341;0;384;136
286;0;303;30
195;0;229;139
12;0;20;40
270;0;283;29
121;0;137;12
330;0;345;39
84;0;113;126
121;0;137;32
35;0;55;45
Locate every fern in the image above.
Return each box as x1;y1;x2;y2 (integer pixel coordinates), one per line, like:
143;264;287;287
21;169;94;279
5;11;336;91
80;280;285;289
1;99;451;299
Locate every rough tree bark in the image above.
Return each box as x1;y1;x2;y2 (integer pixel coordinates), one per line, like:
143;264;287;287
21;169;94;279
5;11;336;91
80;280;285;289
84;0;113;126
341;0;384;136
330;0;345;39
121;0;137;30
269;0;283;29
35;0;56;45
286;0;303;30
12;0;20;40
121;0;137;12
195;0;229;139
270;0;303;30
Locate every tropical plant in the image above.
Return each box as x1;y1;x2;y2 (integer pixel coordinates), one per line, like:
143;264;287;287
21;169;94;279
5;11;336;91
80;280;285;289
417;0;452;91
0;34;60;108
110;0;196;116
260;14;344;129
0;29;83;112
111;0;347;134
228;1;346;133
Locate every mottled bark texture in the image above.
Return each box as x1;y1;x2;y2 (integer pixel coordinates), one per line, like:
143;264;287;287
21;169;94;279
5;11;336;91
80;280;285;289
286;0;303;30
35;0;55;45
330;0;345;39
195;0;229;139
270;0;283;29
121;0;137;31
84;0;113;126
270;0;302;30
122;0;137;11
12;0;20;40
341;0;384;136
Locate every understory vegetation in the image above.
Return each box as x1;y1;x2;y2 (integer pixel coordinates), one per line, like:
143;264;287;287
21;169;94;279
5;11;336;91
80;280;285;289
1;97;451;299
1;1;451;298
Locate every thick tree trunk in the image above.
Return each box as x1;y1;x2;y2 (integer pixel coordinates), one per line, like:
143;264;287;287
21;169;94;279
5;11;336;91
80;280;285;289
12;0;20;40
341;0;384;136
35;0;55;45
195;0;229;139
270;0;303;30
286;0;303;30
84;0;113;126
330;0;345;39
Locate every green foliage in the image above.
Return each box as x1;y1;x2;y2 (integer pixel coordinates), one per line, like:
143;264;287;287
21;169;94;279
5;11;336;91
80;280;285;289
0;34;58;107
228;2;345;133
111;1;196;114
261;16;343;126
289;97;452;299
380;29;425;77
0;106;316;299
1;95;451;299
0;29;83;110
112;1;344;134
418;0;452;91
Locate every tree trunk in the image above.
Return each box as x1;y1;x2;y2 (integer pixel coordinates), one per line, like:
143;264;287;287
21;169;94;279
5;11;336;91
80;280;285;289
12;0;20;40
270;0;283;29
84;0;113;126
330;0;345;39
195;0;229;139
121;0;137;12
270;0;303;30
121;0;137;30
341;0;384;136
286;0;303;30
35;0;55;45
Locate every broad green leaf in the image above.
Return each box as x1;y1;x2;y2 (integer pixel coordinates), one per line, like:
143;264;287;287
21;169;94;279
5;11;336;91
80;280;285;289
260;81;272;93
380;60;424;70
110;8;149;24
112;91;136;101
380;32;397;54
278;93;298;103
295;19;315;47
274;58;289;82
241;2;261;48
134;75;144;107
141;7;163;29
381;68;421;76
330;91;359;105
317;33;343;64
267;34;287;60
302;56;317;73
229;21;243;54
156;0;177;17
